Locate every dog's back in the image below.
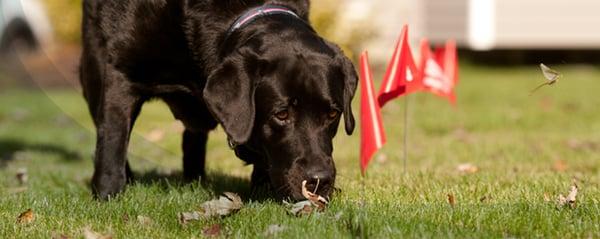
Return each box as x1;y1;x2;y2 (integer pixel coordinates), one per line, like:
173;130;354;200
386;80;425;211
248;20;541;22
80;0;356;200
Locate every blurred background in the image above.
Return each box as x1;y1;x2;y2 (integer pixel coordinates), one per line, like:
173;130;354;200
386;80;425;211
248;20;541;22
1;0;599;175
3;0;600;87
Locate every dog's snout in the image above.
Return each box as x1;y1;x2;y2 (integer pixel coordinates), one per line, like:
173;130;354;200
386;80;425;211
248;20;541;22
307;170;333;183
305;168;334;193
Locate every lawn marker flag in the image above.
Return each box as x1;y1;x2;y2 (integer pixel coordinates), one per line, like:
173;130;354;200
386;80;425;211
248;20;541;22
419;39;457;104
434;39;459;87
377;25;421;107
359;51;386;176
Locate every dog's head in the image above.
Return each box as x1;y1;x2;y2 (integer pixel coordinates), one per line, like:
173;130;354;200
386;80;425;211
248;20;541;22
203;22;357;200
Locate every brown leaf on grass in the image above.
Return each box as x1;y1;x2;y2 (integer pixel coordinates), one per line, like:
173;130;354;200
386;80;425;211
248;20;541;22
198;192;243;216
202;224;222;237
283;180;329;216
7;187;28;194
51;233;70;239
479;195;491;203
447;193;456;207
557;184;578;209
83;227;112;239
552;160;568;172
557;194;567;206
264;224;286;237
137;215;153;226
452;127;474;143
285;180;330;216
285;200;314;216
566;139;599;151
456;163;479;174
16;168;28;185
121;213;130;222
178;211;200;225
543;193;551;202
17;209;35;224
566;185;578;203
301;180;329;208
178;192;243;225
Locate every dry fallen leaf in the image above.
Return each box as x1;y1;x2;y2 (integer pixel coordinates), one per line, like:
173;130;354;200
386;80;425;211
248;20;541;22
552;160;568;172
301;180;329;208
178;211;201;225
557;194;567;206
285;180;330;216
447;193;456;207
566;185;578;207
137;215;153;226
198;192;243;216
543;193;551;202
566;139;599;151
202;224;222;237
7;187;28;194
83;227;112;239
530;63;561;95
17;209;35;224
16;168;28;185
557;184;578;208
178;192;243;224
264;224;286;237
51;233;70;239
452;127;474;143
479;195;490;203
456;163;479;174
285;200;314;216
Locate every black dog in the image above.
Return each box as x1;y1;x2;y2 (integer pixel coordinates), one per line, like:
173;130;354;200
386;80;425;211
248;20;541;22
80;0;358;200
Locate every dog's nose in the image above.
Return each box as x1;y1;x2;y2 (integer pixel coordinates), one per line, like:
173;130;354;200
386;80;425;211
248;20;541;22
305;169;333;190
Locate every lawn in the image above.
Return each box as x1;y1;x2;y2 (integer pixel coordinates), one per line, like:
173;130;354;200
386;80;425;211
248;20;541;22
1;63;600;238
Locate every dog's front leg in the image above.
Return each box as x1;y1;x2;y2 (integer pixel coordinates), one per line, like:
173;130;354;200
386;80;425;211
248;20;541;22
182;129;208;181
91;67;144;200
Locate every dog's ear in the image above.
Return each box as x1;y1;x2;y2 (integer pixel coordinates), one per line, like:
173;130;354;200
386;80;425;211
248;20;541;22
337;55;358;135
203;50;265;145
324;41;357;135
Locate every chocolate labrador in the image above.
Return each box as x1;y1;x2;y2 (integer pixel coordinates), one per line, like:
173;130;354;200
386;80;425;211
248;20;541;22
80;0;358;200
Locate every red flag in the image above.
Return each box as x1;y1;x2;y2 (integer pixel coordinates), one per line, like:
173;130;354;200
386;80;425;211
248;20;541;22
359;51;386;176
434;39;459;86
419;39;457;104
377;25;421;107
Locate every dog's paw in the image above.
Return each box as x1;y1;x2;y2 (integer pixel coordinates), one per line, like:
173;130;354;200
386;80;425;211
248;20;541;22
91;173;127;200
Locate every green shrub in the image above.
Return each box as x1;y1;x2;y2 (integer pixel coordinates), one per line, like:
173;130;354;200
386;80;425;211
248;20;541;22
40;0;373;57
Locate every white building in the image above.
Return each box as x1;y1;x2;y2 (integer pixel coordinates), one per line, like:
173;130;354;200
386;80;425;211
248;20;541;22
337;0;600;63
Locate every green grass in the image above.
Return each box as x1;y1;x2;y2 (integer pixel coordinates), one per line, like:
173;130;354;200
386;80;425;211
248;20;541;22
1;63;600;238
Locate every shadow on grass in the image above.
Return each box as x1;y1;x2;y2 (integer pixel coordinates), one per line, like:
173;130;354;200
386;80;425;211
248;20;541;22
0;138;82;168
133;169;276;203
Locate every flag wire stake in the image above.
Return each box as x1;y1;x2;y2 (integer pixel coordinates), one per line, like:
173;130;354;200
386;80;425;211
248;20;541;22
403;94;410;174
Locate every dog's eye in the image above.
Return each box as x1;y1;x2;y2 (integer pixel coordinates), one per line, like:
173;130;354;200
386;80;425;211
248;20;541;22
328;110;339;119
275;110;289;121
